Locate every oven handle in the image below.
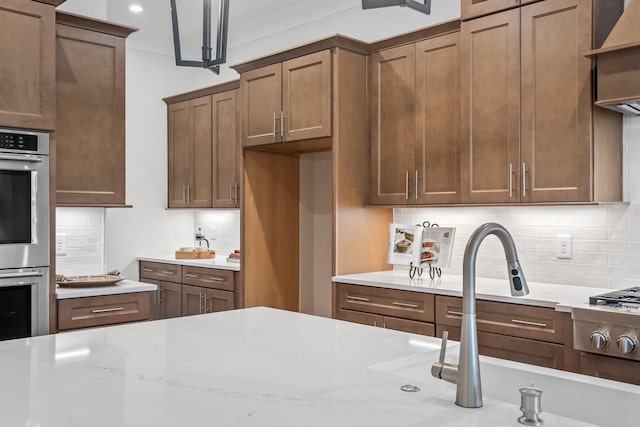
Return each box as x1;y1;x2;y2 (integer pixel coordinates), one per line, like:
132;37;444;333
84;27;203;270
0;271;44;279
0;153;43;163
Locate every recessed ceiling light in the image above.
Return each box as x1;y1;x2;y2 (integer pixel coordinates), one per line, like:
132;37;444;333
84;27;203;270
129;4;143;13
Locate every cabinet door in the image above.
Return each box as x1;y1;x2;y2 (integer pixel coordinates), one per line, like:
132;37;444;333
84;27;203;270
140;278;161;320
415;33;460;204
159;281;182;319
190;96;213;207
520;0;592;203
56;24;126;205
182;284;204;316
204;289;235;313
0;0;55;130
282;50;332;142
212;90;239;208
368;44;416;205
168;100;191;208
461;0;520;20
460;9;521;204
240;63;281;147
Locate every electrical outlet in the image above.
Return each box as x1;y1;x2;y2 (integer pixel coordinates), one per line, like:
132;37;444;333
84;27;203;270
209;226;217;240
56;234;67;256
556;234;572;259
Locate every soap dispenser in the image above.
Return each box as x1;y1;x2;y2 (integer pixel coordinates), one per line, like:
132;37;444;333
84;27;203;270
518;381;543;426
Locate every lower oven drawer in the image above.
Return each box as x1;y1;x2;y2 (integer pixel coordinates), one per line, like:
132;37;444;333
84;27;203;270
580;352;640;386
57;292;150;331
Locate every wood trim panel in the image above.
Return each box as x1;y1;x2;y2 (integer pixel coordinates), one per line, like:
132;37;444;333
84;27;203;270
435;295;565;343
438;325;565;369
182;266;235;292
55;11;137;37
461;0;525;20
57;292;150;331
337;283;434;323
368;19;461;52
139;261;183;284
163;80;240;105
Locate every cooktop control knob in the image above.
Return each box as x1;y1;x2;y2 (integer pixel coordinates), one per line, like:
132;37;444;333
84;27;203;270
616;335;637;354
589;331;609;349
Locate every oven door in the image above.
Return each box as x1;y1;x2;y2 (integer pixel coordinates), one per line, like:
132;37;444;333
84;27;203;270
0;152;49;269
0;267;49;339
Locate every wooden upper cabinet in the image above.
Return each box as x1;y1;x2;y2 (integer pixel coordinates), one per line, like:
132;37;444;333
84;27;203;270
460;9;521;204
415;33;460;204
0;0;55;130
212;89;240;208
55;13;135;206
520;0;592;203
168;96;212;208
240;50;332;147
461;0;522;20
368;45;416;205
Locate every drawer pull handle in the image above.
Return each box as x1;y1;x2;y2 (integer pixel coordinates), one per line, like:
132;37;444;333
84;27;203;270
160;270;176;275
208;277;225;282
185;273;199;278
347;296;370;302
511;319;547;328
142;268;153;272
393;302;419;309
92;307;125;314
447;310;463;316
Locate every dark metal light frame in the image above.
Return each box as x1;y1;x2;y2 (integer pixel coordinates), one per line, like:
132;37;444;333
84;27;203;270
170;0;230;74
361;0;431;14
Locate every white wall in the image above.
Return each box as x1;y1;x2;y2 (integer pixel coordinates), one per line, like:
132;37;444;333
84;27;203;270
394;116;640;290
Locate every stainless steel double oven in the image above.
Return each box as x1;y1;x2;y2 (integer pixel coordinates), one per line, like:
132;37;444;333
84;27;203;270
0;128;50;340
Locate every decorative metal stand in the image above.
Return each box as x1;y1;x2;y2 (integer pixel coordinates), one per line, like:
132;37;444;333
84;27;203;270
409;220;442;280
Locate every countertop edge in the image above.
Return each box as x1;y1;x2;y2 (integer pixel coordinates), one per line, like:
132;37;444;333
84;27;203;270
55;279;157;299
137;256;241;271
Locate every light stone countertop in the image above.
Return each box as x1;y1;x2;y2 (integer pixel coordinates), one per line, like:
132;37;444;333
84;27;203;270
138;255;240;271
55;279;157;299
332;270;611;313
2;307;637;426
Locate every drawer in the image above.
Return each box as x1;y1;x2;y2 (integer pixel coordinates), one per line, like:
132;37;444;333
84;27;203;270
580;353;640;386
337;283;434;323
139;261;182;283
57;292;150;331
182;266;234;291
437;326;564;370
337;308;383;327
435;295;564;343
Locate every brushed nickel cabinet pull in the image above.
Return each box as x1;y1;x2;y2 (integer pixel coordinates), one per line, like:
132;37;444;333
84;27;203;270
522;162;527;198
512;319;547;328
280;111;285;138
199;293;204;313
161;270;176;276
509;163;513;198
207;277;225;282
186;185;191;206
92;307;125;314
142;268;153;273
183;185;187;206
393;301;419;309
447;310;463;316
347;295;371;302
273;112;278;137
405;171;409;200
203;294;209;313
185;273;199;278
158;289;163;303
415;170;419;200
373;321;377;327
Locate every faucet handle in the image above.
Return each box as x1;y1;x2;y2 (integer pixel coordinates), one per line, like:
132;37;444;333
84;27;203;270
438;330;449;363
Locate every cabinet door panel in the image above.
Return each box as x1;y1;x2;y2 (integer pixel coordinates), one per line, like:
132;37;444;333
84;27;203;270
205;289;234;313
369;45;416;204
56;24;126;205
182;284;204;317
240;63;281;147
168;101;191;208
212;90;239;208
190;96;213;207
461;0;520;20
159;281;182;319
520;0;592;202
282;50;332;142
0;0;55;130
415;33;460;204
460;10;521;204
140;278;161;321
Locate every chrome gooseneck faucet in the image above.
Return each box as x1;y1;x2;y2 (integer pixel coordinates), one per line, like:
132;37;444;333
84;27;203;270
431;223;529;408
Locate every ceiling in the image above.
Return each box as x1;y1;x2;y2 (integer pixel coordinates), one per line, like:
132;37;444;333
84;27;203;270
58;0;460;66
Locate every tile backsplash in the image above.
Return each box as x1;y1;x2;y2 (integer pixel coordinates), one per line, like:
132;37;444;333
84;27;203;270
56;208;105;276
194;210;240;259
394;115;640;290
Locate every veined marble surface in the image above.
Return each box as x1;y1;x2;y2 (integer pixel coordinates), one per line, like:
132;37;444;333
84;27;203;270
332;270;612;313
55;279;157;299
1;307;637;426
138;255;240;271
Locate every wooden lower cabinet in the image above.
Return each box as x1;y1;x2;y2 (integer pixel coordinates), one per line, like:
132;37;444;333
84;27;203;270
579;353;640;386
142;278;182;320
57;292;150;331
182;284;234;316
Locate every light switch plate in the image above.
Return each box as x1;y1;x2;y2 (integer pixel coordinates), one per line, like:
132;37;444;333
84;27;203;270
556;234;572;259
56;233;67;256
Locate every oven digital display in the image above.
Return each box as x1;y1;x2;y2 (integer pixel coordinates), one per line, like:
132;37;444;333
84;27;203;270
0;132;38;151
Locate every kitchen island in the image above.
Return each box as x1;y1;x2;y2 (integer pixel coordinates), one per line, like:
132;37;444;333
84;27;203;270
0;307;637;426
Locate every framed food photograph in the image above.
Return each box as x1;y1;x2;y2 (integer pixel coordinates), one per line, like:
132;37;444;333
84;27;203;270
387;224;423;266
419;227;455;268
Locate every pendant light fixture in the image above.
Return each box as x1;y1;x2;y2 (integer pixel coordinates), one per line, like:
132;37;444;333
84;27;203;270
170;0;230;74
361;0;431;14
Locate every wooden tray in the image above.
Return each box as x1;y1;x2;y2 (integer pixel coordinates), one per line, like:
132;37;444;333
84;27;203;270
175;250;215;259
57;275;125;288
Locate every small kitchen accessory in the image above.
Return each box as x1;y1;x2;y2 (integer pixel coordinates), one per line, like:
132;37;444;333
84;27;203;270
56;274;125;288
175;249;215;259
518;381;543;426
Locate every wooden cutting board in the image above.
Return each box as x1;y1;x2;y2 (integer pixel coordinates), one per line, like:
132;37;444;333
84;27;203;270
175;250;215;259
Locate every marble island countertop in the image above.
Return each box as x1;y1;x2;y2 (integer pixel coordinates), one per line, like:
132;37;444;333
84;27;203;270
1;307;637;426
138;255;240;271
55;279;157;299
333;270;612;313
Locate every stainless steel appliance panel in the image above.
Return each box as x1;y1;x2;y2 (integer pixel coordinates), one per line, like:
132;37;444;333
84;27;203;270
0;267;49;337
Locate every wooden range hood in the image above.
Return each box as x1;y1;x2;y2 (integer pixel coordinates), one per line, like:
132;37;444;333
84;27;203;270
587;0;640;114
